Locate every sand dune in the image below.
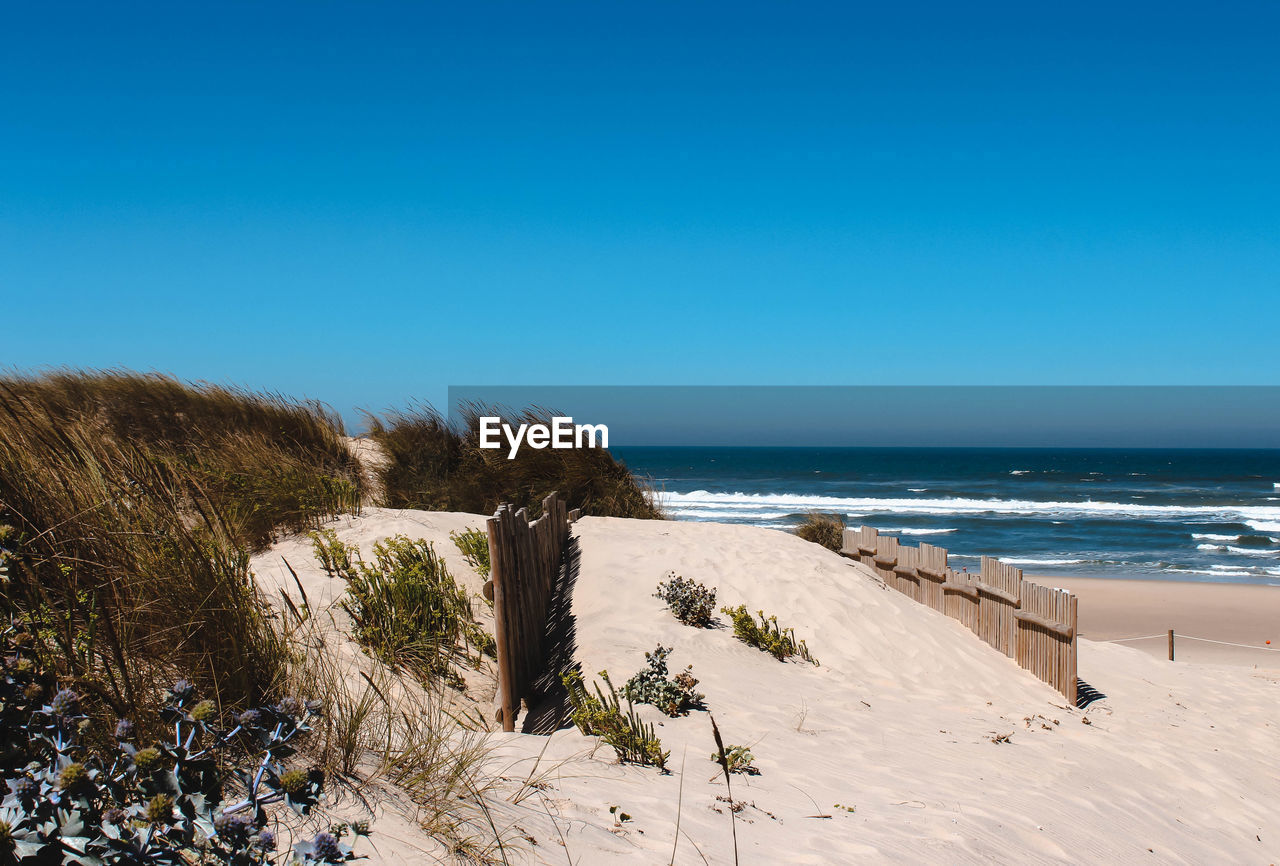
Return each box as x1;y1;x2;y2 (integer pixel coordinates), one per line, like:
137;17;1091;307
255;512;1280;863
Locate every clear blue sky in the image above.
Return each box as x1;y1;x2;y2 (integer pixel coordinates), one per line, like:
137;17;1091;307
2;2;1277;429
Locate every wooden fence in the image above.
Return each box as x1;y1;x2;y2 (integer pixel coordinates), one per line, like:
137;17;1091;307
845;525;1078;702
486;492;580;731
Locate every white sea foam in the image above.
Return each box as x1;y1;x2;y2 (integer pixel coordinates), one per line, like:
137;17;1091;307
1167;567;1255;578
1197;543;1227;551
907;488;927;493
653;490;1280;525
671;508;792;520
876;527;958;536
1192;533;1238;542
1226;546;1280;557
1001;557;1087;566
1009;470;1031;475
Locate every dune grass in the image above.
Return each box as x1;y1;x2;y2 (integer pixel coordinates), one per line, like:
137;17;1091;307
1;369;364;548
366;403;663;519
795;511;846;552
0;370;363;736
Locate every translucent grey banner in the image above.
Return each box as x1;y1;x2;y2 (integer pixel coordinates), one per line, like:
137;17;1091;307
446;386;1280;449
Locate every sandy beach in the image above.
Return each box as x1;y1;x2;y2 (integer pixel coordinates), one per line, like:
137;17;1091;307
1037;575;1280;667
255;512;1280;863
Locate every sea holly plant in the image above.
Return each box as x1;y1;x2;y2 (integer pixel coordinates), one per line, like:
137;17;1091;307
622;645;705;717
653;572;717;627
0;621;369;864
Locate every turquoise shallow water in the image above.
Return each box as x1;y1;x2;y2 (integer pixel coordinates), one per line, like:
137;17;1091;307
613;447;1280;584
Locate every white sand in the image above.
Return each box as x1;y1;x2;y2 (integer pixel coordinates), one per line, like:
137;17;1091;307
1041;575;1280;667
255;513;1280;863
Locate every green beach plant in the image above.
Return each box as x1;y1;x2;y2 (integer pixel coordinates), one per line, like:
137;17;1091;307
621;644;704;717
450;528;491;578
721;605;818;665
711;745;760;776
0;623;363;863
561;670;668;770
313;533;494;685
653;572;717;627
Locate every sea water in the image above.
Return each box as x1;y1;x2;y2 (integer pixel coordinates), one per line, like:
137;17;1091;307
613;447;1280;584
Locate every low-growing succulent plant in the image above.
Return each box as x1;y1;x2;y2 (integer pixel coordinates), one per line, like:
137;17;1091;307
712;744;760;775
653;572;717;627
622;645;705;717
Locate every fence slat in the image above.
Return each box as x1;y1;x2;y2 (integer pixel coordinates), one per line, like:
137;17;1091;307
486;492;576;731
852;526;1078;700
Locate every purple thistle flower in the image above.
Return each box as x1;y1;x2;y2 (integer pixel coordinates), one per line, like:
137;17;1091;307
311;831;342;861
50;688;79;716
213;811;255;843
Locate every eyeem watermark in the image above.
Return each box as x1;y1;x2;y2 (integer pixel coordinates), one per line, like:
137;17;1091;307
478;416;609;459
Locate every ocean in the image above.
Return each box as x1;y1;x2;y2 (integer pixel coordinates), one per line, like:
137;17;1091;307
612;447;1280;584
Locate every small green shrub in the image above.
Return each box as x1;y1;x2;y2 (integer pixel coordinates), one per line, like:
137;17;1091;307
561;670;668;770
622;645;704;717
653;572;717;627
312;532;494;685
449;528;491;578
311;528;358;578
721;605;818;665
711;745;759;776
795;512;845;552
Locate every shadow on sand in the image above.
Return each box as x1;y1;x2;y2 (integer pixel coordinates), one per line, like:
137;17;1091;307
520;535;581;734
1075;677;1106;709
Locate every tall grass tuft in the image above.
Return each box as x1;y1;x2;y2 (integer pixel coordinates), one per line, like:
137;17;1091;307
0;370;363;736
366;403;663;519
795;511;846;552
1;370;363;549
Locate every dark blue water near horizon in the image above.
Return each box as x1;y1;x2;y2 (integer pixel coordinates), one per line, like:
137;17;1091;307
612;447;1280;584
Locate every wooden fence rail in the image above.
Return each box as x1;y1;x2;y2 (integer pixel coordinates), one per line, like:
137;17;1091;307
486;492;578;731
843;526;1078;702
